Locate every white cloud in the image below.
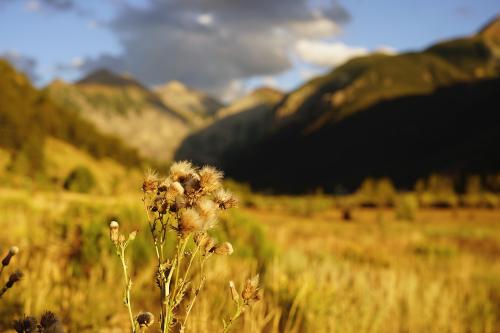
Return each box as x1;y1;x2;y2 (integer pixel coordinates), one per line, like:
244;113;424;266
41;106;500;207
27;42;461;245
25;0;41;12
294;39;368;67
70;56;84;68
196;13;214;27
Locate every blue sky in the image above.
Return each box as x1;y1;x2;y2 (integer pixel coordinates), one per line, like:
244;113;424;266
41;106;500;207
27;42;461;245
0;0;498;100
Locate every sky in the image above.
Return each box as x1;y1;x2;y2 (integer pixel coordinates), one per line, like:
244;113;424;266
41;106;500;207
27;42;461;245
0;0;498;101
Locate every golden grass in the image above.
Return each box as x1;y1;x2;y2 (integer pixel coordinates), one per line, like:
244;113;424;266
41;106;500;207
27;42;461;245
0;188;499;332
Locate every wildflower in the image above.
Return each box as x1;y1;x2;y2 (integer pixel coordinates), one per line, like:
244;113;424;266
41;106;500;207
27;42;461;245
199;166;223;194
169;161;195;182
40;311;58;329
118;234;126;244
2;246;19;267
213;189;238;209
6;270;23;288
179;209;201;236
166;181;184;202
229;281;239;304
109;221;120;244
184;177;201;198
128;230;138;241
13;316;37;333
242;274;262;304
136;312;155;328
214;242;234;256
196;198;217;229
202;237;217;255
142;169;158;193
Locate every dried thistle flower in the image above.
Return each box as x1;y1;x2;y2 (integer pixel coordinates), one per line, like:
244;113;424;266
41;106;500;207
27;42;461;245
40;311;59;329
13;315;37;333
204;237;217;255
142;169;159;193
213;189;238;209
128;230;138;241
169;161;196;182
6;270;23;288
2;246;19;267
166;181;184;202
242;274;261;303
136;312;155;327
179;209;202;236
199;166;223;194
229;281;239;304
118;234;126;244
109;221;120;244
196;198;218;230
214;242;234;256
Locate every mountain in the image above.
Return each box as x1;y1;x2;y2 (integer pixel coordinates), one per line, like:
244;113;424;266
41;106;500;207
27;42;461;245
175;18;500;193
175;87;283;165
46;70;192;161
154;81;223;124
0;59;141;177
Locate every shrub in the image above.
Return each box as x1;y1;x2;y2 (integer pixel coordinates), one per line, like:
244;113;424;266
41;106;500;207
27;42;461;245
395;194;418;221
63;166;96;193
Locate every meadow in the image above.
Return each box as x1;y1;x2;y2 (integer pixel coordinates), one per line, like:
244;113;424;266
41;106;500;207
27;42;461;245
0;185;499;333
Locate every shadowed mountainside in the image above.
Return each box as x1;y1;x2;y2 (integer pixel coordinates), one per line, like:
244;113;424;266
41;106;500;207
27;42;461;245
176;17;500;192
176;87;283;165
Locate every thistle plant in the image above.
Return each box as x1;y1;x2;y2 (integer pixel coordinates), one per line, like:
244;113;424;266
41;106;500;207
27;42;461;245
12;311;65;333
109;161;261;333
0;245;23;299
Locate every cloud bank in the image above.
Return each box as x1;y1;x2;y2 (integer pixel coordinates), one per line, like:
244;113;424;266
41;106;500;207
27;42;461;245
78;0;351;98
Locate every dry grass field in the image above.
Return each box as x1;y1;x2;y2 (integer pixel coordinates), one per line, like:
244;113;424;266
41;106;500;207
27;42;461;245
0;187;499;332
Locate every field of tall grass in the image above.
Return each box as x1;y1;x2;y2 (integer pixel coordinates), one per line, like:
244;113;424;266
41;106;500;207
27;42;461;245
0;184;499;332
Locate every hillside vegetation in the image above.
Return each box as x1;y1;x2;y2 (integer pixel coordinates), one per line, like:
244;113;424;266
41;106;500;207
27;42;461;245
46;70;194;161
0;60;142;178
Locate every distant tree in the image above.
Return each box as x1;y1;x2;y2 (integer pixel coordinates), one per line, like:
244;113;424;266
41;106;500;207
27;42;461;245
64;166;96;193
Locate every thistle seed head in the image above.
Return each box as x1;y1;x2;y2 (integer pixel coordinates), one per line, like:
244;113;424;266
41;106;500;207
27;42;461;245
136;312;155;327
169;161;195;182
142;169;159;193
242;274;261;303
229;281;240;304
214;242;234;256
2;246;19;267
166;181;184;202
203;237;217;254
118;234;126;244
179;208;202;236
199;166;223;194
109;221;120;244
128;230;138;241
213;189;238;209
196;198;218;230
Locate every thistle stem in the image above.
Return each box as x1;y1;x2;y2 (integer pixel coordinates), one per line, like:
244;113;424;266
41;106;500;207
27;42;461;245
119;247;136;333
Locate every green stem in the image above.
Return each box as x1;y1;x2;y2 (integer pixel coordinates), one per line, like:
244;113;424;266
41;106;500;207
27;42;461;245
120;247;136;333
223;304;244;333
181;255;206;330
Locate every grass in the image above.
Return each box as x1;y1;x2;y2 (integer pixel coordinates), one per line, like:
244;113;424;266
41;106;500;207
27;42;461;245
0;186;499;332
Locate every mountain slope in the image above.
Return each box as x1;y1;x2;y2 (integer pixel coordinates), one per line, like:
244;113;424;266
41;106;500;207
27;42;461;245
154;81;223;125
175;87;284;165
46;70;192;161
0;60;141;176
176;18;500;193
